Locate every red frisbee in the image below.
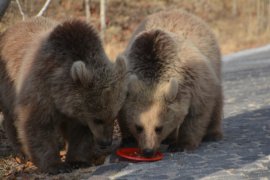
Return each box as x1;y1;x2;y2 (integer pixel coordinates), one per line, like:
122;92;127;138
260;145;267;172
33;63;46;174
116;147;163;162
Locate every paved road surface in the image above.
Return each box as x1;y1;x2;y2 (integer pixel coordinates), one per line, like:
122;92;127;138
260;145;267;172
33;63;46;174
86;46;270;179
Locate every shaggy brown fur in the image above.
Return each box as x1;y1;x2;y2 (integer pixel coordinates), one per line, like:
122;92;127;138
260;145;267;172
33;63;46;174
0;17;128;174
118;10;223;156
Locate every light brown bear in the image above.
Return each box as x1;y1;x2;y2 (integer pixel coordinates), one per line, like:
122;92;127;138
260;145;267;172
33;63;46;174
118;10;223;157
0;17;128;174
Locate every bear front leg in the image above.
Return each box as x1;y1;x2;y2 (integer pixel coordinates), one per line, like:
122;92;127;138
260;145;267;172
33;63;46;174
62;121;93;169
168;106;213;152
16;106;72;174
2;111;25;160
203;91;223;142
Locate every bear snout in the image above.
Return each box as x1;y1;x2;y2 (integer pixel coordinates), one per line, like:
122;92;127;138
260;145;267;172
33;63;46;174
142;148;155;157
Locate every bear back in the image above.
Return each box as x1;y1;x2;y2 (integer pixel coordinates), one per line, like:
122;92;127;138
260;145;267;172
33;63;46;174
44;19;107;66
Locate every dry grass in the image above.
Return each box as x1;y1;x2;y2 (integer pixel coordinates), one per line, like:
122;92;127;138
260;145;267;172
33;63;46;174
0;154;97;180
1;0;270;59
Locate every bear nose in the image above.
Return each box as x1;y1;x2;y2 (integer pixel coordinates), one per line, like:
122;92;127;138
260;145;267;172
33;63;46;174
142;149;155;157
98;139;112;148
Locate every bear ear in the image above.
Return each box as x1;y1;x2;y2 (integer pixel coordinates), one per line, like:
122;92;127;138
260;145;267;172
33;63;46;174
164;78;178;103
115;55;127;75
128;75;142;94
70;61;92;86
131;29;176;59
130;30;156;56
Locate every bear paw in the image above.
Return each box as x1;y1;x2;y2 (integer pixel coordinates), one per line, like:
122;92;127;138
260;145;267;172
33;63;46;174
203;131;223;142
67;161;91;169
168;141;199;152
46;163;73;175
167;144;185;152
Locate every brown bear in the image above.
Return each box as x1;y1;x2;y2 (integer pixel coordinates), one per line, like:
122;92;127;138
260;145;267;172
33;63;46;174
118;10;223;157
0;17;128;174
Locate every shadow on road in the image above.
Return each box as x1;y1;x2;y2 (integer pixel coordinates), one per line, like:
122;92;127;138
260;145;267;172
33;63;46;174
181;106;270;179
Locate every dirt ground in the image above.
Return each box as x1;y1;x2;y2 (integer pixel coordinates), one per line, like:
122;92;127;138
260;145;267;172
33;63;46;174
0;113;39;179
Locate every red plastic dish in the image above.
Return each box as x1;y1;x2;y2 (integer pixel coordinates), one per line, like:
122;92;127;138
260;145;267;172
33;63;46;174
116;147;163;162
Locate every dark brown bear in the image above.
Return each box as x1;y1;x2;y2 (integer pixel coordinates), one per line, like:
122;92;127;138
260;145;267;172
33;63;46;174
0;17;128;174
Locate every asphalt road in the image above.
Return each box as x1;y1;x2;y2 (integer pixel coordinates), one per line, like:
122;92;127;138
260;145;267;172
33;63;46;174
86;46;270;180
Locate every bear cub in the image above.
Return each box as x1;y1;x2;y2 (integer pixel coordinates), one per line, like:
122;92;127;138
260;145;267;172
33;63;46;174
118;10;223;157
0;17;128;174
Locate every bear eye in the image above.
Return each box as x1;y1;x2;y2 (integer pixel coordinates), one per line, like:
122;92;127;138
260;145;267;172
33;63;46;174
135;125;143;134
155;126;163;134
94;118;104;125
